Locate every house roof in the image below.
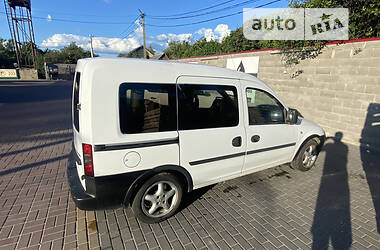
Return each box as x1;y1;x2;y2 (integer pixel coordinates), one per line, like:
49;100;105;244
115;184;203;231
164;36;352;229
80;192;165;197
151;53;168;60
124;46;154;59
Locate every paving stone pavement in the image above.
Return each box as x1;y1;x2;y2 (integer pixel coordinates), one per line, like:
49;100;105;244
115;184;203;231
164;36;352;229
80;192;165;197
0;80;379;250
0;81;94;249
96;142;380;250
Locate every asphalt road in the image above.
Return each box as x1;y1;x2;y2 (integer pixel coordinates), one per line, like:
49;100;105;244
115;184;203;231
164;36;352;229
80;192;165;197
0;80;72;143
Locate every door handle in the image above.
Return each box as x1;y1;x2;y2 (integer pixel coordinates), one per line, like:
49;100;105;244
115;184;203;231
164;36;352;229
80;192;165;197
232;136;242;147
251;135;260;143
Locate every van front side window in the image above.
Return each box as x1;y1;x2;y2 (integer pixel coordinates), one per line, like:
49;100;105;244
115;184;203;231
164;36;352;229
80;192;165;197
119;83;177;134
178;84;238;130
246;88;285;125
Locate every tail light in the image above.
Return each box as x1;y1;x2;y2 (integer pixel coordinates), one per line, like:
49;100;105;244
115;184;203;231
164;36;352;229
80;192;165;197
82;143;94;177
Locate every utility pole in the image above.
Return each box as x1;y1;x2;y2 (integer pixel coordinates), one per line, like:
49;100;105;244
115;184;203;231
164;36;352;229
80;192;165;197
139;9;147;59
89;34;94;58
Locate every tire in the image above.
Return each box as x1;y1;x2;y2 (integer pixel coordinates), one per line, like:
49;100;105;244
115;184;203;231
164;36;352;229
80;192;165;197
131;173;183;224
292;139;320;171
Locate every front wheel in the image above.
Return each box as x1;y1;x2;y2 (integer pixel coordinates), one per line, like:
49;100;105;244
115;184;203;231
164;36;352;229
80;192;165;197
292;139;320;171
131;173;183;224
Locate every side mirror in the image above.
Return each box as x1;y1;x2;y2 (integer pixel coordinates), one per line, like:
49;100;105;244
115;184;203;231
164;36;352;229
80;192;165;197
270;109;283;122
287;108;299;124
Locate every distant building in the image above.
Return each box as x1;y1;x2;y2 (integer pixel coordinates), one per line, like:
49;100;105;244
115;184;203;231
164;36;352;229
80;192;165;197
151;53;169;60
121;46;168;60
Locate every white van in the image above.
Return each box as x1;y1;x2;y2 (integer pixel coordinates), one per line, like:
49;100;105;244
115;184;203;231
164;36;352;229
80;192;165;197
68;58;325;223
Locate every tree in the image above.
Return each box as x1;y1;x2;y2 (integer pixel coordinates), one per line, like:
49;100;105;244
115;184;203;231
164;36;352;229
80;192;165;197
0;38;95;78
0;38;16;68
221;27;261;53
164;41;191;59
43;43;94;64
59;43;93;63
183;38;222;57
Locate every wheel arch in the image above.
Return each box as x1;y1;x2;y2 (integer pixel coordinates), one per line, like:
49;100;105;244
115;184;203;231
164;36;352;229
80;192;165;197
292;134;325;163
123;165;193;206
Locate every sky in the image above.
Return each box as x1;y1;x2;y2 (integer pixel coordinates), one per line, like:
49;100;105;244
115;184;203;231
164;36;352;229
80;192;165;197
0;0;288;57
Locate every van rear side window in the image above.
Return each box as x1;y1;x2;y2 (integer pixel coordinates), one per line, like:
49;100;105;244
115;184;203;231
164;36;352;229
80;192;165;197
119;83;177;134
178;84;239;130
73;72;80;131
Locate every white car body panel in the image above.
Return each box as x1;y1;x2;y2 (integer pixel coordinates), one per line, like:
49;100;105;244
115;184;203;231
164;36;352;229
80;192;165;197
176;76;246;188
71;58;325;193
240;80;298;173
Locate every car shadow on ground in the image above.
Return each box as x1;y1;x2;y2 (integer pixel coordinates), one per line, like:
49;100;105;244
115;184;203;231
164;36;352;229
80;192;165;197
177;185;215;213
311;132;352;249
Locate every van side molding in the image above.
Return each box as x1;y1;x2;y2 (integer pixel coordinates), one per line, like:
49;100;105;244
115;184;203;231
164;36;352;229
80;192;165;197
94;137;179;152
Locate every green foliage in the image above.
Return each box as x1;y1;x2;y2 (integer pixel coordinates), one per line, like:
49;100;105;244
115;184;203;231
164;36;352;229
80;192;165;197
221;27;260;53
0;38;17;68
44;43;94;64
164;41;192;59
1;39;94;78
183;38;222;57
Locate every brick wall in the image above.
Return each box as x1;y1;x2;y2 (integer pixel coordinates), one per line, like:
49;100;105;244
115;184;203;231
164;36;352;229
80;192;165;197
176;38;380;150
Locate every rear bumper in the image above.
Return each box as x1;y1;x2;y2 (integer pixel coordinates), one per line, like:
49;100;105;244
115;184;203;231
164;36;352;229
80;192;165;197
67;149;147;210
67;153;98;210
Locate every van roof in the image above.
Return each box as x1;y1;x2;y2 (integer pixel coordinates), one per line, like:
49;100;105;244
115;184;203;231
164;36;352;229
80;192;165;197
76;57;261;83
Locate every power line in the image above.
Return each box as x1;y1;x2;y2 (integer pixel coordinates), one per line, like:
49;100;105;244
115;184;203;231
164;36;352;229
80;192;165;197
148;0;237;18
119;15;140;37
0;11;141;25
32;10;137;19
146;0;281;27
148;0;260;20
122;28;137;39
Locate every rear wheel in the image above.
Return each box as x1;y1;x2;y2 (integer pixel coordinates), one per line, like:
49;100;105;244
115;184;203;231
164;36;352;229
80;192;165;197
131;173;183;224
292;139;319;171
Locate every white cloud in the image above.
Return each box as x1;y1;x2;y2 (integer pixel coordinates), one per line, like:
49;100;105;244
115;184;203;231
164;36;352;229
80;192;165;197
41;34;140;54
47;14;52;22
40;24;231;55
146;32;193;53
196;28;216;42
151;24;230;48
214;24;231;42
156;34;168;41
195;24;231;42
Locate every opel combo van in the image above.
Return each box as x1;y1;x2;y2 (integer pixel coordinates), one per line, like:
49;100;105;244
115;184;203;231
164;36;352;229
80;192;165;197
68;58;325;223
